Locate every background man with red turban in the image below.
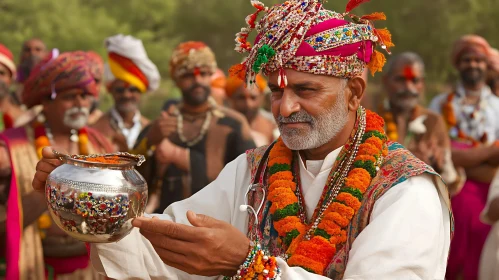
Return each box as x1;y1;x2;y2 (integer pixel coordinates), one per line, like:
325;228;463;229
226;71;277;146
430;34;499;280
92;34;160;152
0;51;113;279
0;43;24;131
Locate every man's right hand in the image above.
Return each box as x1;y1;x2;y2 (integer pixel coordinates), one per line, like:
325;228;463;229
147;110;178;146
32;147;63;193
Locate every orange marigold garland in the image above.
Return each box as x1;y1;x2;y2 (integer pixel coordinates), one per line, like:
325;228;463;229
441;92;491;147
224;242;280;280
267;109;387;275
33;120;90;160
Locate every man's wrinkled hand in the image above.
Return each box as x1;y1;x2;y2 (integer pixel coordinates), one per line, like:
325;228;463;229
32;147;63;193
133;211;250;277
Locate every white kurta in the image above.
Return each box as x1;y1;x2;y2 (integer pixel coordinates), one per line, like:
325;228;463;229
479;171;499;280
90;147;451;280
429;83;499;143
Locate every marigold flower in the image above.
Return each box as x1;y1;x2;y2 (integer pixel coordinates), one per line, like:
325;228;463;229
269;171;294;185
336;192;361;211
365;136;383;150
268;180;297;193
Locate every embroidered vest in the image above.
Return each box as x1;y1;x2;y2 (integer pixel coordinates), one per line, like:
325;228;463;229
245;141;451;279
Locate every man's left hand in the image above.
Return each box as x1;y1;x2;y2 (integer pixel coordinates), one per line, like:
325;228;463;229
132;211;250;277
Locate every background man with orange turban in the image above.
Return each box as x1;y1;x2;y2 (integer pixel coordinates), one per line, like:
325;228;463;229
0;51;113;279
92;34;160;152
210;68;227;106
136;41;255;213
226;71;277;146
429;35;499;280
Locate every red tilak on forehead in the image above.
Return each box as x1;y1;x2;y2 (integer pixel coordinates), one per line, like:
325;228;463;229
193;67;201;76
403;65;416;80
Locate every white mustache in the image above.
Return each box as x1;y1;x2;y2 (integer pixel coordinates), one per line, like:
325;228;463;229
65;107;90;117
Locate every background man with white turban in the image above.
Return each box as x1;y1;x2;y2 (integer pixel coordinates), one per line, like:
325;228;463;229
92;34;160;152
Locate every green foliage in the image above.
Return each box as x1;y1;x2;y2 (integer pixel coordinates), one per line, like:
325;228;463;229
1;0;499;117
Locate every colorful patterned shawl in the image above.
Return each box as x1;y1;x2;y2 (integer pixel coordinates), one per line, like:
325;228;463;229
246;141;453;279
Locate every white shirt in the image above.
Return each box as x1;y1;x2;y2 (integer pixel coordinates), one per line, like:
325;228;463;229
479;172;499;280
90;149;451;280
429;84;499;143
110;108;143;150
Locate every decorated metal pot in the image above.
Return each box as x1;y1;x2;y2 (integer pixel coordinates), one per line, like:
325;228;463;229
45;152;147;243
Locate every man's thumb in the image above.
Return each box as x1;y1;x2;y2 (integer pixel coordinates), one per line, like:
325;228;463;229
186;210;219;228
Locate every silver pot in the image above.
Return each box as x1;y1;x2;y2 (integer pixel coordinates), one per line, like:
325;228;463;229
45;152;147;243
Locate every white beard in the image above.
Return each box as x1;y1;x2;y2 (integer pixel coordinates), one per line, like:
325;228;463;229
279;87;349;151
63;107;89;130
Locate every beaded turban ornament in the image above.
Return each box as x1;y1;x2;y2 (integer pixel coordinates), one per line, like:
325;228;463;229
229;0;393;88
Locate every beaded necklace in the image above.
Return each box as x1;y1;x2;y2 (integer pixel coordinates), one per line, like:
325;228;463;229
267;108;387;275
177;111;212;147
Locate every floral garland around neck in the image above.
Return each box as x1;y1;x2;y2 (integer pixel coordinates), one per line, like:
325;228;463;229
32;117;89;239
442;92;490;146
267;109;388;275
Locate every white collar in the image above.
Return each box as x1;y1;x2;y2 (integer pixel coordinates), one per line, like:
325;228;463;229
110;107;142;149
455;82;493;100
298;146;343;178
110;107;141;128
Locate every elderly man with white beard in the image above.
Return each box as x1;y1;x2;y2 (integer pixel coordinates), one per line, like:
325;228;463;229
0;51;114;279
32;1;452;279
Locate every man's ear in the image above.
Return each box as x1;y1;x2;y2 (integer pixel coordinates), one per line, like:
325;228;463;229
347;76;366;111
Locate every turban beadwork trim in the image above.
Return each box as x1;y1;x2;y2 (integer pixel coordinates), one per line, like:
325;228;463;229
229;0;393;88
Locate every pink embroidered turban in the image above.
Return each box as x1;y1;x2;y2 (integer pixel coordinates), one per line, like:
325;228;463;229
229;0;393;88
452;35;491;67
23;50;98;108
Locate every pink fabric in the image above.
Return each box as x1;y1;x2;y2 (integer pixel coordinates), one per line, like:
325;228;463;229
255;18;374;64
451;141;473;150
44;255;90;275
446;179;491;280
0;129;25;280
447;140;492;279
296;18;373;63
